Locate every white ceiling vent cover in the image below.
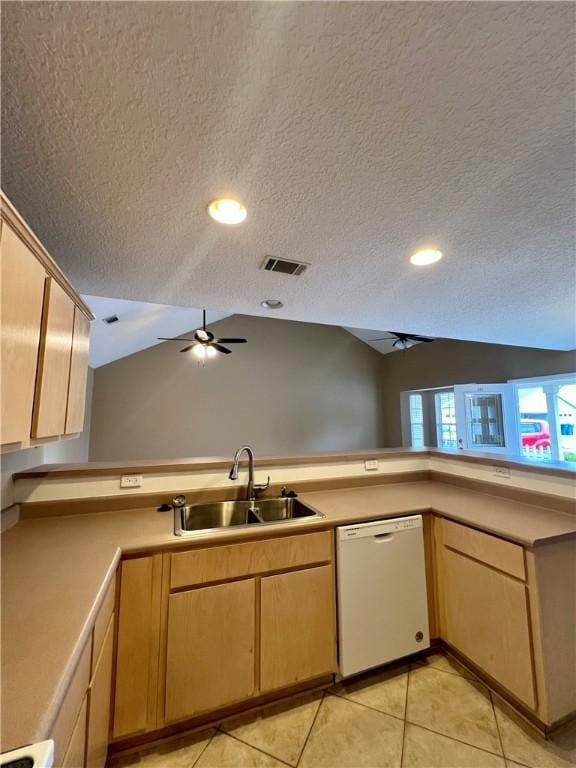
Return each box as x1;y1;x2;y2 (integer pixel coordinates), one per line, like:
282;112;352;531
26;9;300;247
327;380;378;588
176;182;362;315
261;256;309;276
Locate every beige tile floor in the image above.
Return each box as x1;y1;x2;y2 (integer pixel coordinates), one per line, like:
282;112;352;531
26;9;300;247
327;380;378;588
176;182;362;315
109;653;576;768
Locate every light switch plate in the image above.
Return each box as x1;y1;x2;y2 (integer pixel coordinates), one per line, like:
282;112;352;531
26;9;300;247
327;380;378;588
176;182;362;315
120;474;143;488
364;459;379;471
493;466;511;478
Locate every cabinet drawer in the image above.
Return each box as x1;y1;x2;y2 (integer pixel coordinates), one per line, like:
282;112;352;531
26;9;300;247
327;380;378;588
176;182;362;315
441;518;525;580
52;639;90;765
92;576;115;677
170;531;332;589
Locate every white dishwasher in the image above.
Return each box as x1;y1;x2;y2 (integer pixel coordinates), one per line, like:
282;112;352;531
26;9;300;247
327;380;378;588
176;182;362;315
337;515;430;678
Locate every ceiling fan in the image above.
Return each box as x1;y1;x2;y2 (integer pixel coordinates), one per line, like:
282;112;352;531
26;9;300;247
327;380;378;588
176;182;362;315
368;332;434;350
158;310;247;356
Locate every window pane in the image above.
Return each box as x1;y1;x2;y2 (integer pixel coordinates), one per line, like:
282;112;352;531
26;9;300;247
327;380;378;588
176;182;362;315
557;384;576;463
465;393;505;448
517;386;551;462
435;391;457;449
409;393;424;448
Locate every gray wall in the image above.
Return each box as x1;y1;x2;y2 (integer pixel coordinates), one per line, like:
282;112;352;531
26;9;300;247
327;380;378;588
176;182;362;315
89;316;386;461
1;367;94;509
381;339;576;446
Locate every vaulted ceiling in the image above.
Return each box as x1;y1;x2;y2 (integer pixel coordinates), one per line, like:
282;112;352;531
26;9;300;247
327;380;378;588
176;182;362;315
2;2;574;349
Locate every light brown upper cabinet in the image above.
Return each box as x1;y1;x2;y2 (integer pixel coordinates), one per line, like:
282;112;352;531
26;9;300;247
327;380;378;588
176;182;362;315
1;193;93;448
32;277;75;438
66;307;91;434
0;222;46;445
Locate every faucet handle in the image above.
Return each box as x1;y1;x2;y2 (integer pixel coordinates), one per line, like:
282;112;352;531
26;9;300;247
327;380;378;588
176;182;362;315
253;476;270;497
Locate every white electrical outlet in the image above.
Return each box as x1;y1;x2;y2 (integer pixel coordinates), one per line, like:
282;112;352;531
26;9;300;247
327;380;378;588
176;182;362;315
493;466;511;478
120;474;143;489
364;459;379;471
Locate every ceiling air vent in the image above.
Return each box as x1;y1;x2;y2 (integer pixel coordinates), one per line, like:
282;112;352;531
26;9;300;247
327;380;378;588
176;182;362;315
102;314;119;324
261;256;309;276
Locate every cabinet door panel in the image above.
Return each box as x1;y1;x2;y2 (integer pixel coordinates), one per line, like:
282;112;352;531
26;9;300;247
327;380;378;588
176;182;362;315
261;565;336;692
113;555;162;739
441;547;536;708
87;617;114;768
32;277;75;438
165;580;256;722
66;307;91;434
61;697;87;768
0;222;46;444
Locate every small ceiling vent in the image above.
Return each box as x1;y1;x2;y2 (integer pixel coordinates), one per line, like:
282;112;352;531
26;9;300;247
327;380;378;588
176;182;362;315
261;256;309;276
102;314;119;324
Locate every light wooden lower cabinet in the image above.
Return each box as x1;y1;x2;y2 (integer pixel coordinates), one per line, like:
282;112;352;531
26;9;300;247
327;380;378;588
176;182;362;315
112;533;336;738
165;579;256;722
86;617;115;768
439;546;536;708
113;555;162;739
260;565;336;692
61;697;87;768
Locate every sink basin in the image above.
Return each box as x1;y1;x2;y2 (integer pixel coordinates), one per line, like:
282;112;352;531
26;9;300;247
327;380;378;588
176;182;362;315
174;497;323;535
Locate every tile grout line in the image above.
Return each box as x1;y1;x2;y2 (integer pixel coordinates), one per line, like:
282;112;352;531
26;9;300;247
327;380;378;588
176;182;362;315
399;667;410;767
190;730;217;768
404;718;508;760
215;724;295;767
326;689;406;724
410;660;478;682
490;690;508;761
295;690;326;767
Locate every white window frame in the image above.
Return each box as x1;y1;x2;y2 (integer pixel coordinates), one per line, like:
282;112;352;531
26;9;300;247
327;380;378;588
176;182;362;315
434;389;457;449
508;373;576;463
454;383;519;454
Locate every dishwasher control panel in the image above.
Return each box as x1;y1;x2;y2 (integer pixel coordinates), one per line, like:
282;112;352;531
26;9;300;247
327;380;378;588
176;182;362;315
337;515;422;540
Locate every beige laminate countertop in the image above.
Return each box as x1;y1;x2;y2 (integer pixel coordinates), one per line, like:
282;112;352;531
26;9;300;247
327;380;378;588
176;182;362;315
2;481;575;752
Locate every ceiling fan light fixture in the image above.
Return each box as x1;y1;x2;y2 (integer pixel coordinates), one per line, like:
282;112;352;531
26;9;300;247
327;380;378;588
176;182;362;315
207;198;247;225
410;248;443;266
192;344;217;360
260;299;283;310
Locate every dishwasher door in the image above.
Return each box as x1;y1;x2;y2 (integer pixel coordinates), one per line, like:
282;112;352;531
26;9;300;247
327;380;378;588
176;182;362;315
336;515;430;678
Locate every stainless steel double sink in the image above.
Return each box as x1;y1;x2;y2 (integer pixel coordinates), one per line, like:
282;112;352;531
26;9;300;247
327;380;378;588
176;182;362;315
174;497;324;536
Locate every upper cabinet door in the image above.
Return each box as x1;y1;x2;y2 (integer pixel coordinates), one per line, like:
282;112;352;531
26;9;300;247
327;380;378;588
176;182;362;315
32;277;75;438
0;222;47;445
66;307;91;434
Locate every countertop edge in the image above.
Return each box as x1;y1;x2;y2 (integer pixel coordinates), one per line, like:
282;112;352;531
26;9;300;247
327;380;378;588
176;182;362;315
32;548;121;746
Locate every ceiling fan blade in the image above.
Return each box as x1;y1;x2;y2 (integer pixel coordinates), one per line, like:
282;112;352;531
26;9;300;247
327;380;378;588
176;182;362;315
179;345;195;353
408;335;434;342
211;343;232;354
214;338;247;344
158;337;197;342
367;337;396;342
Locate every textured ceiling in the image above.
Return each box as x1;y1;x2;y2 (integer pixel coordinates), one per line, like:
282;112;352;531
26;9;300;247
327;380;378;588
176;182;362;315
2;2;575;349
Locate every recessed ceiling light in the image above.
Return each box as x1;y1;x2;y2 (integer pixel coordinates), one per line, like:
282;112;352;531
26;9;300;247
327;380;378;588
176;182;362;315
207;198;247;225
260;299;284;310
410;248;443;266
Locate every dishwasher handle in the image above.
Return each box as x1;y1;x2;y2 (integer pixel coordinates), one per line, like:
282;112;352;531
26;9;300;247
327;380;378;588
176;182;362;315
374;532;395;542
